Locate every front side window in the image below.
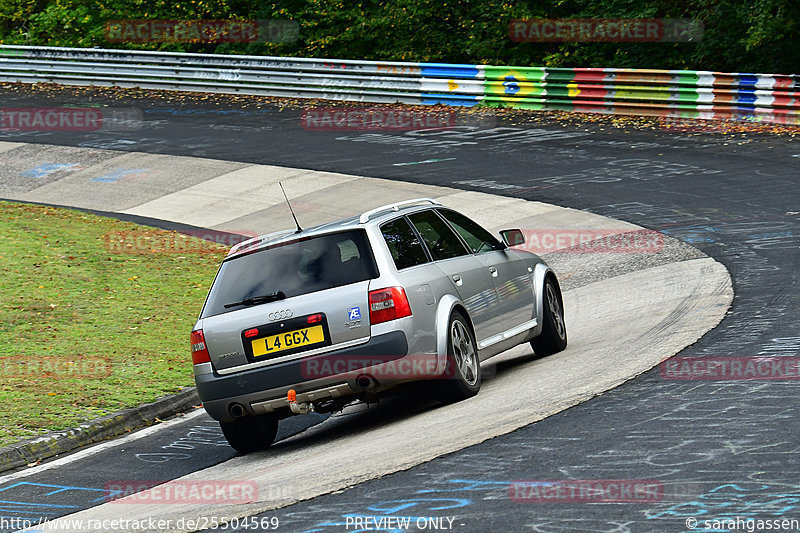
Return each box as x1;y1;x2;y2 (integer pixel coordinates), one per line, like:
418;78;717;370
381;217;429;270
408;210;469;261
438;209;502;253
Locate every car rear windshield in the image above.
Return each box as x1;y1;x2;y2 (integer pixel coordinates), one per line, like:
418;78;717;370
201;229;378;318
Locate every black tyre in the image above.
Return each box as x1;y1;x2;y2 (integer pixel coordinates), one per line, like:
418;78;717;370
434;311;481;404
531;276;567;356
220;413;279;454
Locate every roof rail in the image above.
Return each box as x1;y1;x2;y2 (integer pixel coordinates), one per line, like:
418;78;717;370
359;198;442;224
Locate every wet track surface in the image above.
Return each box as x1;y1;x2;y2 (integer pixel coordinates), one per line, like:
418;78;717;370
1;88;799;532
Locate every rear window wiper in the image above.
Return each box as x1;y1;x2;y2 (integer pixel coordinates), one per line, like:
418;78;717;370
223;291;286;309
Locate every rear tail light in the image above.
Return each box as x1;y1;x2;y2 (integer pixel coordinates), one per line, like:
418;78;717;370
369;286;412;325
190;329;211;365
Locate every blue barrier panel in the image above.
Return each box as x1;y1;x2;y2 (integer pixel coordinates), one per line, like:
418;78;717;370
736;74;759;88
420;63;480;79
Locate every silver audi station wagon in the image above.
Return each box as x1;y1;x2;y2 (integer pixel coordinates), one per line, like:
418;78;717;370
190;199;567;452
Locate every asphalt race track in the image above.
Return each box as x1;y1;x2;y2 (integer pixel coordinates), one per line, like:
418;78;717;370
0;139;730;532
1;87;798;533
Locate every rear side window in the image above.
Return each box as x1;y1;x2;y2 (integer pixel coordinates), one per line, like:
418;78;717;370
381;217;429;270
438;209;502;253
408;210;469;261
201;230;378;318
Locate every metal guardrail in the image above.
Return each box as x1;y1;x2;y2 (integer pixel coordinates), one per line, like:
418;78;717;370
1;45;798;123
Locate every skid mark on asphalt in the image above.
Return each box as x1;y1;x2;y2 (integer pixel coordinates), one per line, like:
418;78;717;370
392;158;457;166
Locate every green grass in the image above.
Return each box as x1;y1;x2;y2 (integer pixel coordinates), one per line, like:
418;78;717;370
0;201;227;447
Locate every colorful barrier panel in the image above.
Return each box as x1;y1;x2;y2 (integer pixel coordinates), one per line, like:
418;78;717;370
0;45;797;123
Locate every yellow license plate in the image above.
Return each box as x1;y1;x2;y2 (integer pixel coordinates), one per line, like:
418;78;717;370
251;325;325;357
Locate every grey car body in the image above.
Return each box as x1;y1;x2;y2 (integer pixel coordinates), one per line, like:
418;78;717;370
191;198;567;452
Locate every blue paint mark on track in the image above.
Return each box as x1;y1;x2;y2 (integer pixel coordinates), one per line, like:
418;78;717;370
91;168;147;183
0;481;114;527
20;163;81;178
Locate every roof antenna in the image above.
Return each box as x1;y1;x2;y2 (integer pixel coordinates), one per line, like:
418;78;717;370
279;182;303;234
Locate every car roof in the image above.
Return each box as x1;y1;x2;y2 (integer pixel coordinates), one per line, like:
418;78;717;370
225;198;443;259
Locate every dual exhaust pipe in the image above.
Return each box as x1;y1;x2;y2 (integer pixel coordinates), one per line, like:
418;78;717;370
228;374;377;418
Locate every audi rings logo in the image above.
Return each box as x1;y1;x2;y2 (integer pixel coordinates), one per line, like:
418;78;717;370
268;309;293;321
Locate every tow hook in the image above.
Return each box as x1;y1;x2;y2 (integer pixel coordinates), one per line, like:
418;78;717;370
287;389;313;415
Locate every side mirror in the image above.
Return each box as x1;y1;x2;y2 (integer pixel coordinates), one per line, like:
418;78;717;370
500;229;525;247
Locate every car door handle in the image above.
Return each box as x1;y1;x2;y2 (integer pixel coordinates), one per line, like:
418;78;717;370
452;274;463;286
489;267;498;277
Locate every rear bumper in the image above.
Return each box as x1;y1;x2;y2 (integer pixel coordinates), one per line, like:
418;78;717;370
196;330;410;421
